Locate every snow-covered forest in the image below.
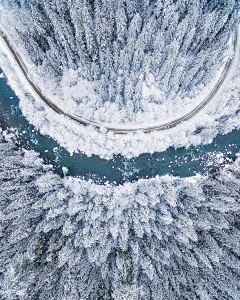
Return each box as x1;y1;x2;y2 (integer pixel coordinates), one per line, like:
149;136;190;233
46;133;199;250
0;2;240;299
0;0;238;123
0;131;240;299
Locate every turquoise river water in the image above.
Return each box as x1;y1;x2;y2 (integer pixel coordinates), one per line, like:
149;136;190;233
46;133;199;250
0;68;239;184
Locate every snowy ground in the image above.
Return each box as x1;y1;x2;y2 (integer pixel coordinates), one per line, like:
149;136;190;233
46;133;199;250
0;4;239;298
0;26;239;159
41;56;230;126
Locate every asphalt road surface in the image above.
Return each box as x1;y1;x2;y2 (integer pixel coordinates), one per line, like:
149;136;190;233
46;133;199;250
0;28;238;134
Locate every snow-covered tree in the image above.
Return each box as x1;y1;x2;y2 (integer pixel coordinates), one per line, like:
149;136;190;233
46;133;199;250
0;131;240;299
0;0;238;123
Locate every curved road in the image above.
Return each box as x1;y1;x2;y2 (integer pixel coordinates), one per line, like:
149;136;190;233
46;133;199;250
0;28;238;134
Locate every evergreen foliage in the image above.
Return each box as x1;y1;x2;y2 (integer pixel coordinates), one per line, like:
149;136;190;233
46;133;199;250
0;132;239;299
0;0;238;122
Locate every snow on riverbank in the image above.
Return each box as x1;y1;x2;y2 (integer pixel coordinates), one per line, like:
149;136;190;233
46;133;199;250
0;7;240;158
0;132;240;299
0;26;239;159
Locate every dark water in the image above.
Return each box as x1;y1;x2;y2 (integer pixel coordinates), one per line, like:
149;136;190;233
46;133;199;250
0;69;239;184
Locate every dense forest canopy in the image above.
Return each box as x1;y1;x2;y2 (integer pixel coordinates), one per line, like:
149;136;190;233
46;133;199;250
0;132;240;299
0;2;240;299
0;0;239;122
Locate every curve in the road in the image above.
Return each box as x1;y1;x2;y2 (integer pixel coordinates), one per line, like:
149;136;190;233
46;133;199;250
0;28;238;134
